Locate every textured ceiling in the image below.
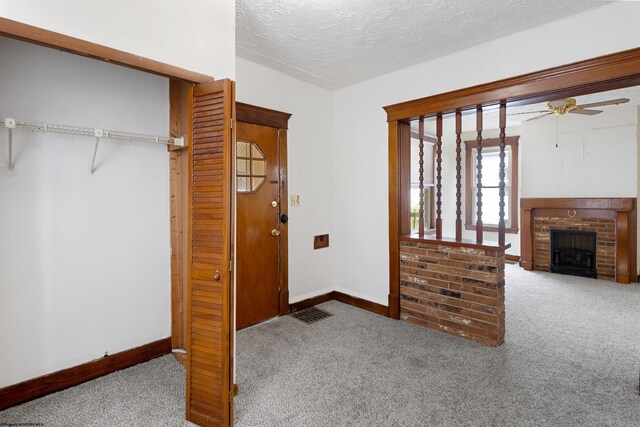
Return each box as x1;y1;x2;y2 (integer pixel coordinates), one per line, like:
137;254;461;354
236;0;609;89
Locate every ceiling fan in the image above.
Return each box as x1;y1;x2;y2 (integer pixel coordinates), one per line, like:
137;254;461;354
511;97;630;121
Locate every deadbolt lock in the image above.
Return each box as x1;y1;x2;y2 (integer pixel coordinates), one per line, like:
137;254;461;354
271;228;280;236
271;200;278;207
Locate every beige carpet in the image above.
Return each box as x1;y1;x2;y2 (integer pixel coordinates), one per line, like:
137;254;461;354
2;264;640;426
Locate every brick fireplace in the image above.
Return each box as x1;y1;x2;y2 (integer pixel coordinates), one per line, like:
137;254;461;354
521;198;637;284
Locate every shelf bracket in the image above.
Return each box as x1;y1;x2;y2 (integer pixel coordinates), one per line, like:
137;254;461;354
6;118;15;172
90;129;104;174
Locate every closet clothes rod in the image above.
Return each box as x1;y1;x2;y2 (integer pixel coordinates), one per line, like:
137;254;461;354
1;117;185;174
0;117;184;146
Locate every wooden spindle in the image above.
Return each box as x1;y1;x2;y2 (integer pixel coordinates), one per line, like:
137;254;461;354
476;107;483;243
418;117;425;238
498;102;507;246
435;113;443;239
455;111;462;241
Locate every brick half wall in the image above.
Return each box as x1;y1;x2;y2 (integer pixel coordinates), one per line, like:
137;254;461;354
399;241;506;347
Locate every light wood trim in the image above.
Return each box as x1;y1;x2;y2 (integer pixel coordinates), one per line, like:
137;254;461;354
383;48;640;121
0;17;212;83
0;338;171;411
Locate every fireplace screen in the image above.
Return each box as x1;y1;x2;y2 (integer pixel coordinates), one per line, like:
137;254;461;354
550;230;597;278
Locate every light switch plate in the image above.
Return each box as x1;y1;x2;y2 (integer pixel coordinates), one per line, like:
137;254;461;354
291;195;300;206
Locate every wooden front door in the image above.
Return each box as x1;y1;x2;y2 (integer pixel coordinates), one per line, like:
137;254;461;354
236;121;282;329
186;78;235;427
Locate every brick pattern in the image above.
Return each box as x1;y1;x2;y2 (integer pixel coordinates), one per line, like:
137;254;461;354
533;217;616;281
399;241;506;347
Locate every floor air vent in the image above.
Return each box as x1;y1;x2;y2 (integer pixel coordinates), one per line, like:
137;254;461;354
291;307;333;324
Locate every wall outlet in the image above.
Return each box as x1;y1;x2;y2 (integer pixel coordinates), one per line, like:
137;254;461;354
291;195;300;206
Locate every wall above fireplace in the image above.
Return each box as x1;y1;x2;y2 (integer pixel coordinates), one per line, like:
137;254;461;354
520;198;637;284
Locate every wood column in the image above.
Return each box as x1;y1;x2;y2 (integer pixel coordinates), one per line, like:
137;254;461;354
418;118;425;237
455;111;462;241
435;114;443;239
169;79;186;350
498;102;507;246
616;210;631;283
388;120;402;319
475;107;484;243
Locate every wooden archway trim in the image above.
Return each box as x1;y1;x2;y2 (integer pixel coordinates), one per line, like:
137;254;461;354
384;47;640;319
384;47;640;121
0;17;212;84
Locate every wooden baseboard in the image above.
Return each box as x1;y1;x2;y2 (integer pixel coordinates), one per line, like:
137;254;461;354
289;291;389;317
289;292;334;313
505;254;521;263
333;291;389;317
0;337;171;411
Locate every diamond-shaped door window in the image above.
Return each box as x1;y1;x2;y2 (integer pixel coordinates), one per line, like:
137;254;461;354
237;140;266;192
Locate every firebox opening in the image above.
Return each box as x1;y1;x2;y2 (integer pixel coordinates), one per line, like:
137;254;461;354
550;230;597;279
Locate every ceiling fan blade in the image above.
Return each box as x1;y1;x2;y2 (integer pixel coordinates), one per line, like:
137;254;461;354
570;109;602;116
577;98;630;109
526;112;554;122
508;110;550;116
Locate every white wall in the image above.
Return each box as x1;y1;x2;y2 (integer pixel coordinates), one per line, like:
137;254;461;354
0;0;235;79
0;37;171;387
331;2;640;305
520;105;638;198
235;58;336;302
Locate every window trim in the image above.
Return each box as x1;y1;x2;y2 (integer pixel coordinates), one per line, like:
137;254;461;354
464;136;519;234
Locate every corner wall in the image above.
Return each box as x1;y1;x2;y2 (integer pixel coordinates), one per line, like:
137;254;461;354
235;58;336;302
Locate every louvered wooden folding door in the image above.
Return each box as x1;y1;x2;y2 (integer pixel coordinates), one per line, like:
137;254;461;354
186;79;235;427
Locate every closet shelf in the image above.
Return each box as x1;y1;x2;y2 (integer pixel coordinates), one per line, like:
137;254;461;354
1;117;185;174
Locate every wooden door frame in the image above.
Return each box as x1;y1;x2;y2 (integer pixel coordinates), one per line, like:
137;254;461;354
384;47;640;319
236;102;292;316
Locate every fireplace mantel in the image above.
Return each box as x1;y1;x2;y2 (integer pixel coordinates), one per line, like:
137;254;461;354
520;198;637;284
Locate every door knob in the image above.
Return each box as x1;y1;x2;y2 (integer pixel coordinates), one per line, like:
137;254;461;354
213;270;221;281
271;229;280;236
272;200;278;207
280;214;289;224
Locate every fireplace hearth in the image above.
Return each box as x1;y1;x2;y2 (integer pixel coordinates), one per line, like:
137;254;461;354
550;229;597;278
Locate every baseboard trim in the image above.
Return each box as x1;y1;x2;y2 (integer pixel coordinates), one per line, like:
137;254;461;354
333;291;389;317
505;254;521;263
0;337;171;411
289;292;334;313
289;291;389;317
